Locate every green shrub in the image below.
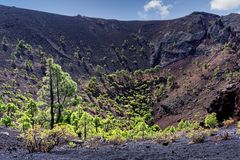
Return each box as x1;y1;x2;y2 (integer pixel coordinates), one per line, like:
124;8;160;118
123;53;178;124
133;70;143;77
188;131;206;144
205;113;218;128
192;121;200;130
177;120;191;131
68;142;77;148
177;120;200;131
163;126;176;134
155;132;178;145
22;124;77;153
107;128;126;145
18;115;32;132
0;115;14;127
167;75;175;88
213;67;220;78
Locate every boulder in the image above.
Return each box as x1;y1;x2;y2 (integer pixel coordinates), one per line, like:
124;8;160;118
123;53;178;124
207;83;240;121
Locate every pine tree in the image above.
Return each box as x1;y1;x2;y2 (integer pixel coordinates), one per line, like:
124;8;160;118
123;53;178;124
38;58;77;129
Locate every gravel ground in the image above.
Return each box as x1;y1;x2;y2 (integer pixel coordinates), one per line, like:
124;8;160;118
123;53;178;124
0;126;240;160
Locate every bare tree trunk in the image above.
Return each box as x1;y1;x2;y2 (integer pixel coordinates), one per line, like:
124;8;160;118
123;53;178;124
95;126;98;133
84;118;87;141
50;66;54;129
31;108;35;128
56;76;61;123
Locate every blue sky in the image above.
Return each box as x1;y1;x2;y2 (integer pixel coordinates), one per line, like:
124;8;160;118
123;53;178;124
0;0;240;20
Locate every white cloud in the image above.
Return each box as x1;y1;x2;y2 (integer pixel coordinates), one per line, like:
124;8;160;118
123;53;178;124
139;0;171;19
144;0;170;16
210;0;240;10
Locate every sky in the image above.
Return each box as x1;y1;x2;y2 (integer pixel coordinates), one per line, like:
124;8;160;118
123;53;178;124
0;0;240;20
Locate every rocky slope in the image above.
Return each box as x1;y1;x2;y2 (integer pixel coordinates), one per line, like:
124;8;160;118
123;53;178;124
0;6;226;74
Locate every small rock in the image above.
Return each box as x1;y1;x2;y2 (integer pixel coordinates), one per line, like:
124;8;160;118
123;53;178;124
162;141;169;146
70;139;84;146
120;144;127;149
0;132;9;136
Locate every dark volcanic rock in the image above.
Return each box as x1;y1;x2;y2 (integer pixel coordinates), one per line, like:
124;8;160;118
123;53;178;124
208;83;240;121
150;12;218;67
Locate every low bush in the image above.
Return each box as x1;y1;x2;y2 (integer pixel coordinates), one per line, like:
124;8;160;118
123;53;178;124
205;113;218;128
0;115;14;127
204;128;219;137
177;120;199;131
22;124;77;153
188;131;206;144
106;129;127;145
237;121;240;135
108;136;125;145
155;131;183;145
223;118;235;127
68;142;77;148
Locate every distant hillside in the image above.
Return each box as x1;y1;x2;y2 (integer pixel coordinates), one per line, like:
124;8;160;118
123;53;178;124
0;5;222;75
